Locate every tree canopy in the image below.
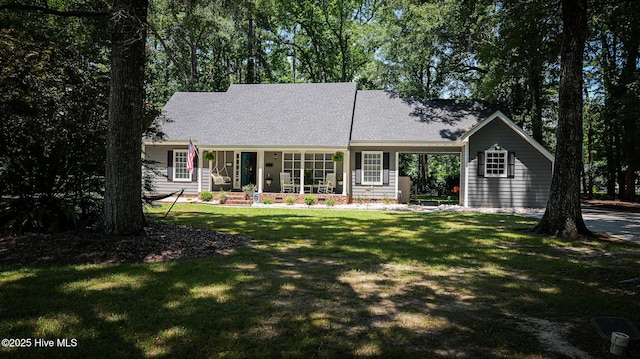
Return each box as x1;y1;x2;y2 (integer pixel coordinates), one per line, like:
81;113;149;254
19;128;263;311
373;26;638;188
1;0;639;236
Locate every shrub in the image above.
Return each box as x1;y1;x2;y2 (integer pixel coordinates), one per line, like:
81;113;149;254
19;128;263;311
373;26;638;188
262;198;273;205
218;191;228;201
356;195;366;204
326;199;336;207
304;195;317;206
200;191;213;201
0;36;109;233
286;196;296;205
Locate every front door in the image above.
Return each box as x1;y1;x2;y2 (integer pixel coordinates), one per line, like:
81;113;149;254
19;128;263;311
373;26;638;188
241;152;257;187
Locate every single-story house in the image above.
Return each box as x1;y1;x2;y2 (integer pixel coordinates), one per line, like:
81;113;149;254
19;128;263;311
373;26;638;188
144;82;554;207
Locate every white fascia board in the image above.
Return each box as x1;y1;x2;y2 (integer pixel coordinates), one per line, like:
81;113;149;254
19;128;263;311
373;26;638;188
143;140;192;146
460;110;555;163
144;143;347;153
348;140;464;148
210;146;348;153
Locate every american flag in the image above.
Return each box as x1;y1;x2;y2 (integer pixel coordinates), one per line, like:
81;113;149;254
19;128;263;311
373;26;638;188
187;140;196;174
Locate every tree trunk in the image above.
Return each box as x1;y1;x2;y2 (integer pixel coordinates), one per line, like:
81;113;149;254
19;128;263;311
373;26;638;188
584;84;594;199
420;154;428;194
246;8;255;84
104;0;148;235
531;71;544;145
619;10;639;202
535;0;590;238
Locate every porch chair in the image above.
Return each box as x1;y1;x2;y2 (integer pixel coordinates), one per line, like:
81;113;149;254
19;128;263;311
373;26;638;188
280;172;295;193
211;150;232;185
317;173;336;194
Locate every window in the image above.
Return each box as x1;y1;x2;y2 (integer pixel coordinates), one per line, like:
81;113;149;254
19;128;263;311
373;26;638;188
283;153;335;184
362;151;383;185
282;153;302;183
305;153;334;183
173;150;192;181
484;150;508;177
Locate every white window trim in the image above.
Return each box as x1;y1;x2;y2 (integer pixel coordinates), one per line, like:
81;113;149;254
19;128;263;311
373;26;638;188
361;151;384;185
173;149;192;182
484;149;508;178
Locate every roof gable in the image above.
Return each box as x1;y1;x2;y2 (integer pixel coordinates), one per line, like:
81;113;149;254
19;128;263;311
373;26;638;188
460;111;554;162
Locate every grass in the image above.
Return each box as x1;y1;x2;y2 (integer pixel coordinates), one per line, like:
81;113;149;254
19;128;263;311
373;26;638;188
1;204;639;358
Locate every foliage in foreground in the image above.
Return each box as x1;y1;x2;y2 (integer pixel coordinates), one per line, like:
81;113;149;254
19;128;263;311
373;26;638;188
1;206;638;358
0;16;109;233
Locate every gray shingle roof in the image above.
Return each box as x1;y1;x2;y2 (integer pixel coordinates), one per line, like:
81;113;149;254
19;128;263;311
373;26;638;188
156;84;506;147
351;90;503;142
159;82;357;148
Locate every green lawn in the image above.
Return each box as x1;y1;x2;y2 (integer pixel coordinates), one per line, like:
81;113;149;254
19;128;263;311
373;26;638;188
1;205;639;358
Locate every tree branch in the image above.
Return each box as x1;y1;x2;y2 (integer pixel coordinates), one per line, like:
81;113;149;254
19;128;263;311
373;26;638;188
147;22;189;81
0;3;110;17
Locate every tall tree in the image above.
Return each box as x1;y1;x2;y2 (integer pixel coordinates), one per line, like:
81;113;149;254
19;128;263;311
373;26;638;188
535;0;590;238
103;0;148;234
583;0;640;200
271;0;377;83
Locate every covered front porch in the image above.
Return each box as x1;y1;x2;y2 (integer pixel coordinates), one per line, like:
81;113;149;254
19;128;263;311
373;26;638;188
198;148;349;196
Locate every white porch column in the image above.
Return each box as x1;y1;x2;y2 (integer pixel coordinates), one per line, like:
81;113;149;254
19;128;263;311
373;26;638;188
463;143;469;207
394;151;399;199
197;149;203;193
208;150;213;191
343;149;350;195
257;151;264;193
299;152;305;194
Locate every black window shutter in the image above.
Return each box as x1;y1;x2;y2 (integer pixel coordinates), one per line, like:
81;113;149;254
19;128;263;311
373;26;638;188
507;152;516;178
167;150;173;181
355;152;362;185
477;152;484;177
383;152;390;184
192;152;198;182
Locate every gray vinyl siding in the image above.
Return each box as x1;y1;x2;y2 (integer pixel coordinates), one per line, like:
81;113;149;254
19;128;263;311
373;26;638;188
467;120;552;208
145;145;199;195
351;172;398;200
350;148;399;200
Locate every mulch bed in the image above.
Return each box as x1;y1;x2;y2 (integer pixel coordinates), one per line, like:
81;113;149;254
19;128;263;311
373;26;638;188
0;222;250;267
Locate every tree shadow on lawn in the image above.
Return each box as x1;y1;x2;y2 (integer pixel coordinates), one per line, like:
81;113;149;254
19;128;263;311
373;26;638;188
1;210;639;358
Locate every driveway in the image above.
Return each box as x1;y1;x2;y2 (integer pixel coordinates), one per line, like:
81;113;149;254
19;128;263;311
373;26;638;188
527;207;640;244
